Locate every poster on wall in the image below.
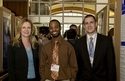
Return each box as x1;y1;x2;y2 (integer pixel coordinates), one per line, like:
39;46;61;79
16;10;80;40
97;11;104;34
120;0;125;81
2;11;11;71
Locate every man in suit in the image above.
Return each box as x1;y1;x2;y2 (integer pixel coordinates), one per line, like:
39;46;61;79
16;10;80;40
75;14;116;81
69;24;79;39
67;29;77;47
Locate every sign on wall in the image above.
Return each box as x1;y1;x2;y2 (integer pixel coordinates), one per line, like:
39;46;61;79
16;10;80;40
120;0;125;81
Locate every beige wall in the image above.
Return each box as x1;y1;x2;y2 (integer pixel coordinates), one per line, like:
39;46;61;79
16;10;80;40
0;0;3;7
114;0;122;81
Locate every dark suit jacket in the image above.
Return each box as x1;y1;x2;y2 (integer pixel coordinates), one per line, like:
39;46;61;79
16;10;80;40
75;33;116;81
7;41;40;81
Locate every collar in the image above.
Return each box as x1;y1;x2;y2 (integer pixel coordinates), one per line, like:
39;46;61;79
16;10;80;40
87;33;97;41
51;35;63;45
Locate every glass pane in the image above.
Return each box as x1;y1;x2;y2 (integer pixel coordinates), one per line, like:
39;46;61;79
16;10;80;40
51;3;62;15
64;3;83;15
51;16;62;23
53;12;82;16
33;23;49;27
84;4;95;15
110;0;115;4
96;0;108;3
40;3;50;15
64;24;70;30
51;0;94;2
109;10;114;17
64;17;82;23
29;17;39;22
109;18;114;24
109;4;115;17
96;4;107;13
29;3;39;15
40;17;50;23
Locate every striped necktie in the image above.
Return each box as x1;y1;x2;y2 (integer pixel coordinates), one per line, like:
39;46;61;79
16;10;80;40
51;41;59;80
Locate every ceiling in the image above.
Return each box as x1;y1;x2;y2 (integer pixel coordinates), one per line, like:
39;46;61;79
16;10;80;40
41;0;115;16
3;0;115;17
50;1;115;16
3;0;114;2
3;0;28;1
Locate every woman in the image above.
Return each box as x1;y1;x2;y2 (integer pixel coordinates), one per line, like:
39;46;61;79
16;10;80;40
7;18;40;81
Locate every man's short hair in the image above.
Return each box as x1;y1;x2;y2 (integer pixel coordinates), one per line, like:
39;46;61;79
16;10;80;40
82;14;97;24
67;29;77;39
39;26;49;36
70;24;77;29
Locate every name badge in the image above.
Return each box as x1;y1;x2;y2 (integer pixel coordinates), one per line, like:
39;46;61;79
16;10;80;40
51;64;60;72
90;56;94;64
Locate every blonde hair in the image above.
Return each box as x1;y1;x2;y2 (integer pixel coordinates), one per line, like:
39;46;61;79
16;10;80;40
12;18;37;49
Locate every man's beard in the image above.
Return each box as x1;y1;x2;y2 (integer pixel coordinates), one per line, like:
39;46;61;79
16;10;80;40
51;32;60;38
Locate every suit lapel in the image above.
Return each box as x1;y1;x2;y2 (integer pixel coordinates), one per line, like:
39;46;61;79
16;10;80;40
93;34;102;66
19;41;29;63
31;46;35;60
80;36;92;70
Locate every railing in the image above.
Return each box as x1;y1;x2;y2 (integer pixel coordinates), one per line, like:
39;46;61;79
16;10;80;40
0;73;8;81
